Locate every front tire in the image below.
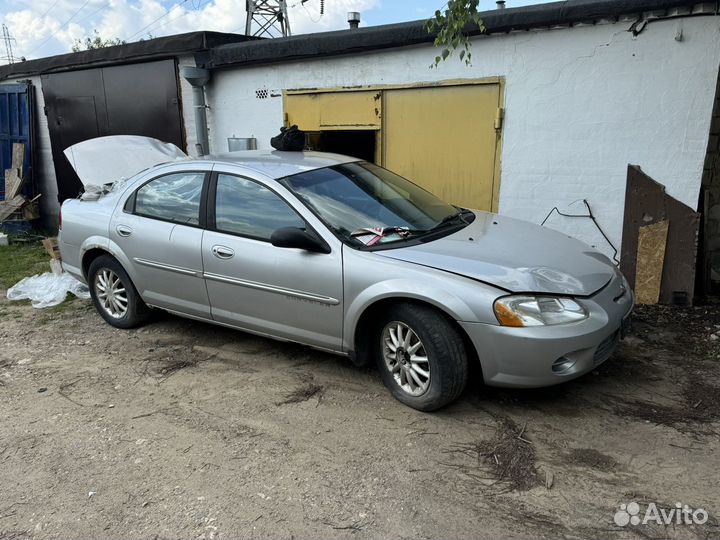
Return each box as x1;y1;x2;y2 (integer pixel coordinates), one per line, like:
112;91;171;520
88;255;150;329
375;303;468;411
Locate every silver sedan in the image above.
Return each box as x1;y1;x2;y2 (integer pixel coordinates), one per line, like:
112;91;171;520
59;137;633;411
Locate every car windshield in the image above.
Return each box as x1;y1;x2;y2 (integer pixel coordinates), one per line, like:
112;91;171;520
279;161;468;247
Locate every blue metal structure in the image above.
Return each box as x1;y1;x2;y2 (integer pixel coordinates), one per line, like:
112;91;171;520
0;82;33;201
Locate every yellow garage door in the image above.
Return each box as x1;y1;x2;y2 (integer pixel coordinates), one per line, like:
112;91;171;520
382;84;501;211
285;91;381;130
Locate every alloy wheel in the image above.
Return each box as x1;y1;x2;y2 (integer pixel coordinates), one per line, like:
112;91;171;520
94;268;128;319
381;321;430;396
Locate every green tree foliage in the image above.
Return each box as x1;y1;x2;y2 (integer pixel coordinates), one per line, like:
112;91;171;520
71;30;126;52
425;0;485;66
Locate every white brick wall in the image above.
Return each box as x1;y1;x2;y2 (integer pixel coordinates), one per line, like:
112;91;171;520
206;16;720;259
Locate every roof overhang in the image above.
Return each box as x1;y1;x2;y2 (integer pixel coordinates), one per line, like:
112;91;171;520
2;0;715;80
207;0;717;70
0;31;260;80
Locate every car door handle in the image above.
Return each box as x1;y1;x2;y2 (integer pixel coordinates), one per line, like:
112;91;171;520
211;245;235;259
116;225;133;237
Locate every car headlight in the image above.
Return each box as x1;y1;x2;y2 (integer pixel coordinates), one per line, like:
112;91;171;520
494;295;588;327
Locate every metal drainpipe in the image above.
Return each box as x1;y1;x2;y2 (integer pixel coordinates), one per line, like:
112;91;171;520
181;66;211;156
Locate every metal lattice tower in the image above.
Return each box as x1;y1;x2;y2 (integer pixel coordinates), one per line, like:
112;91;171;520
2;24;15;64
245;0;291;38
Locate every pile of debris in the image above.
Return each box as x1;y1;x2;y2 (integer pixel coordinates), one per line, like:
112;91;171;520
0;142;40;225
6;235;90;308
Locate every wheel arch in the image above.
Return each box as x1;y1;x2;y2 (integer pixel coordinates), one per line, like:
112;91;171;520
82;247;111;279
347;293;480;370
80;238;138;283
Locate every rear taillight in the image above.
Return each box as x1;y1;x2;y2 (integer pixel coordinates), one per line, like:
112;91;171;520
58;207;62;230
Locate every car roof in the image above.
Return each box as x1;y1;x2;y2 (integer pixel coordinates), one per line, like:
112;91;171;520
207;150;361;179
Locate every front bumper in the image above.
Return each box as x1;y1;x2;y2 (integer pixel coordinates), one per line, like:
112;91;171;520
459;273;634;388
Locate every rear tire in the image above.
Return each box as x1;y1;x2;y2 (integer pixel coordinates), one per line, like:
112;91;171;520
375;303;468;411
88;255;150;329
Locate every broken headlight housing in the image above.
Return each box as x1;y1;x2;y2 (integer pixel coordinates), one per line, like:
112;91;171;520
494;295;588;327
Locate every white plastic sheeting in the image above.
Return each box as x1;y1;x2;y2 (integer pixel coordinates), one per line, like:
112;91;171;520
63;135;188;188
7;272;90;308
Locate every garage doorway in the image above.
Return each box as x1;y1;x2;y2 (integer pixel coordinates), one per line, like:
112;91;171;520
306;130;377;163
284;80;503;212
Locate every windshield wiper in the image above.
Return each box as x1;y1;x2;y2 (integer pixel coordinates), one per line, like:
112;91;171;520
429;208;471;231
350;226;425;246
350;210;473;248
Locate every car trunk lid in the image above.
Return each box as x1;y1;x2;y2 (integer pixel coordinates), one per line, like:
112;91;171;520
64;135;188;188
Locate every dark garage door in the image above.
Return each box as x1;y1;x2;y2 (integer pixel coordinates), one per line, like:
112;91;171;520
42;59;185;202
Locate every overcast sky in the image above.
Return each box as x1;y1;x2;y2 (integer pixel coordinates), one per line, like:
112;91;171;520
0;0;554;61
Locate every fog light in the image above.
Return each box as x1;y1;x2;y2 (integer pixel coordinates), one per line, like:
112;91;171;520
552;357;576;373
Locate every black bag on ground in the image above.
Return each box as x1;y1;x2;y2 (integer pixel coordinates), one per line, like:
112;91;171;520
270;125;305;151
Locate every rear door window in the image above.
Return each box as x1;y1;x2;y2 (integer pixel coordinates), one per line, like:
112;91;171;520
134;172;205;226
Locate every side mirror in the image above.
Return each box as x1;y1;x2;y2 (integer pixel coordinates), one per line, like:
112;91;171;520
270;227;330;254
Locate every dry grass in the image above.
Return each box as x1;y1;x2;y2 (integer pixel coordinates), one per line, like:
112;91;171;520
140;348;216;382
567;448;617;470
443;416;540;492
477;417;540;491
157;359;198;376
277;382;324;405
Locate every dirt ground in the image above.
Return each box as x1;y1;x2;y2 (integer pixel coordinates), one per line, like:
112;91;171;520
1;291;719;539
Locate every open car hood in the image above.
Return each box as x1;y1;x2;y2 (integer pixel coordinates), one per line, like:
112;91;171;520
376;211;616;296
64;136;188;187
